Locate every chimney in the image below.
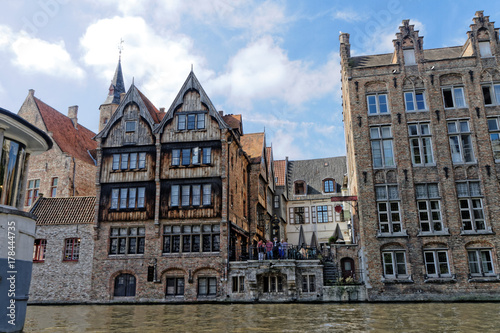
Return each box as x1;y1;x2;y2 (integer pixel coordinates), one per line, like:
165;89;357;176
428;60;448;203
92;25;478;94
68;105;78;129
339;32;351;63
159;107;165;113
219;110;224;116
29;89;35;96
120;92;126;102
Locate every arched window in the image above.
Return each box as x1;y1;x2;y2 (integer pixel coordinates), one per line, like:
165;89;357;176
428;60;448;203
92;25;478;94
114;273;136;297
323;179;335;193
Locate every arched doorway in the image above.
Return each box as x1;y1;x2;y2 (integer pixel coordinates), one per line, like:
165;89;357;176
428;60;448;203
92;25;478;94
114;273;136;297
341;257;355;279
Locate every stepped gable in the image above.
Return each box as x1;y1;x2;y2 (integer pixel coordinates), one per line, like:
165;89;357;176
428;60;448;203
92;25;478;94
34;97;97;165
30;196;96;225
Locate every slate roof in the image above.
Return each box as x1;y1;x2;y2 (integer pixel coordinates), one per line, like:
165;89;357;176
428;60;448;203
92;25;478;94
287;156;347;199
240;132;265;164
351;46;465;68
30;196;96;225
34;97;97;165
274;160;287;186
103;58;126;104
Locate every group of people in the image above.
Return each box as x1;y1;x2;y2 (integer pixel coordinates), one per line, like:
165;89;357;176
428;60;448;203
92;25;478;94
257;237;288;260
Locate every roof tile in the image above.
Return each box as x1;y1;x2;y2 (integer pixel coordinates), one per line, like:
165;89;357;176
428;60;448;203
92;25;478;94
30;196;96;225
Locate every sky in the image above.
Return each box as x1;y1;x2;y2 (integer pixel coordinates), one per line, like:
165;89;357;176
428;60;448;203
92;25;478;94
1;1;500;161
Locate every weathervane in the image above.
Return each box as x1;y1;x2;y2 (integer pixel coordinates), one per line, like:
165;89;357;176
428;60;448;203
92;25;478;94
118;38;124;59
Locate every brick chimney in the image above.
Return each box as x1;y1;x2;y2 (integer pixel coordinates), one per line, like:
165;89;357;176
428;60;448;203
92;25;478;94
68;105;78;129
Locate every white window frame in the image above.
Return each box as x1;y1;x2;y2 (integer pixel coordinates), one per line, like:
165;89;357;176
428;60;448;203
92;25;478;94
457;181;486;233
424;249;451;278
482;83;500;106
415;183;443;234
467;249;495;277
382;250;408;278
404;91;426;112
316;205;328;223
408;122;434;166
367;93;389;115
370;126;395;168
376;185;402;235
488;117;500;162
302;274;316;293
442;86;466;109
448;120;475;163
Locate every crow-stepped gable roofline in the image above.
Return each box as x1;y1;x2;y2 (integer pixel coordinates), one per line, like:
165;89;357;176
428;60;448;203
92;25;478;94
155;70;230;134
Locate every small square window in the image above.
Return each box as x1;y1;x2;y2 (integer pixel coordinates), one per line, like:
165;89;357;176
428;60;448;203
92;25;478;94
125;121;136;132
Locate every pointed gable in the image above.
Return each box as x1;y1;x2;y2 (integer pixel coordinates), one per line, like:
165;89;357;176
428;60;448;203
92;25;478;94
33;97;97;165
274;160;287;186
103;58;126;105
96;83;160;140
155;71;230;134
241;132;265;164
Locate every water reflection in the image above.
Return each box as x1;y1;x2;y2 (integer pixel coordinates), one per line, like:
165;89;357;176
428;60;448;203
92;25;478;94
25;303;500;332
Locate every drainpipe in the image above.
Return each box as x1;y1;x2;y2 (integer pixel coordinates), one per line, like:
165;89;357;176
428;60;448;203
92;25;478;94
72;157;76;196
226;133;233;281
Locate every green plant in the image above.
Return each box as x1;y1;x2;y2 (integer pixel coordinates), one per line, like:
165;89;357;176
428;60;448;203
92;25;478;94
328;236;337;244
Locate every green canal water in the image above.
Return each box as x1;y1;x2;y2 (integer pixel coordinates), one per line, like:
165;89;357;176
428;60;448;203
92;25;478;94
24;302;500;332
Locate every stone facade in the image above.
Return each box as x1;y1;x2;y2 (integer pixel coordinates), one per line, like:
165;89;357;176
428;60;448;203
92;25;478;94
341;11;500;301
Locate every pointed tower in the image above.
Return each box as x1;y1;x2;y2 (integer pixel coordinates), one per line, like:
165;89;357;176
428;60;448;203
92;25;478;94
98;56;126;132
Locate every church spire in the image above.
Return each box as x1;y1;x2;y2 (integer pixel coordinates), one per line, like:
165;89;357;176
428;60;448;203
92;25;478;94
103;39;126;105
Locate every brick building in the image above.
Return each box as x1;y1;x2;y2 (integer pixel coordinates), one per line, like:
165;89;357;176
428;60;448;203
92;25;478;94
29;196;96;303
17;90;97;208
340;11;500;300
91;70;255;302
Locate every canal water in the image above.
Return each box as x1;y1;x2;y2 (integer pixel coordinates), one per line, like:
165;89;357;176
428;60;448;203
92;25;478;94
24;302;500;332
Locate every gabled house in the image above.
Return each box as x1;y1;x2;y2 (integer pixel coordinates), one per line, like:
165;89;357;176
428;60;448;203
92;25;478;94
17;90;97;208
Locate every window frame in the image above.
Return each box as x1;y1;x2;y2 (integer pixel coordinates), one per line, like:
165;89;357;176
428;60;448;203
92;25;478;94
163;224;220;254
382;250;408;279
50;177;58;197
456;180;487;233
262;275;284;293
317;205;328;223
25;179;40;206
424;249;451;278
415;183;444;234
125;121;136;132
442;86;466;109
447;119;475;164
232;276;245;293
110;187;146;210
294;207;305;224
367;93;389;115
63;238;81;261
408;122;434;166
404;90;427;112
177;113;206;131
109;227;145;255
376;184;402;235
198;277;217;296
166;277;185;296
487;117;500;162
302;274;316;293
479;41;492;58
323;179;335;193
467;248;496;277
294;181;306;195
33;239;47;262
482;83;500;106
370;126;395;168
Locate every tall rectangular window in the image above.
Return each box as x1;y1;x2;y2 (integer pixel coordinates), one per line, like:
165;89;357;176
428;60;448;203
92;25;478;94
198;277;217;296
274;195;279;208
192;147;200;165
468;249;495;276
232;276;245;293
376;185;401;234
405;91;426;111
482;83;500;105
415;183;442;233
181;185;190;206
294;207;305;224
371;126;394;168
121;153;129;169
382;250;407;278
129;153;138;169
408;123;433;166
202;148;211;164
137;187;145;208
457;181;486;233
63;238;81;261
166;277;185;296
50;177;58;197
25;179;40;206
442;86;466;108
111;187;145;209
171;185;179;206
302;275;316;292
403;49;416;65
192;185;201;206
487;117;500;161
202;184;211;205
448;120;475;163
197;114;205;129
120;189;128;208
182;149;191;166
187;114;196;130
33;239;46;262
177;114;186;130
367;94;389;114
317;205;328;223
111;189;119;209
128;188;137;208
172;149;180;166
112;154;120;170
479;41;492;57
138;153;146;169
424;250;450;278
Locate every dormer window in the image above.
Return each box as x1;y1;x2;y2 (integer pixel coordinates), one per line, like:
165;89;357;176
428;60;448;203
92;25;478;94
323;179;335;193
479;41;492;58
403;49;416;65
125;121;136;132
294;181;306;195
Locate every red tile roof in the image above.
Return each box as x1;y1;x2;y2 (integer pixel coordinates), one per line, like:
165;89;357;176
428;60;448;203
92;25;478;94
274;160;287;186
137;88;164;123
34;97;97;165
241;132;265;163
222;114;243;134
30;196;96;225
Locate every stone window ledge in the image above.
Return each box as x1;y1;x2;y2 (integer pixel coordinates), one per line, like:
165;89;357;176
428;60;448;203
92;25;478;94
424;275;457;284
418;229;450;237
468;275;500;283
382;277;413;284
460;227;494;236
377;230;409;238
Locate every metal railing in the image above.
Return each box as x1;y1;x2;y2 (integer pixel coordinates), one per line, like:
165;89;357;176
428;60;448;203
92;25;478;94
230;245;321;261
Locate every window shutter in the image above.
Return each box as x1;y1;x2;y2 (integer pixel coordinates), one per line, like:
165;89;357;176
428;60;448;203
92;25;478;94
328;205;334;222
289;207;294;224
305;207;310;223
311;206;316;223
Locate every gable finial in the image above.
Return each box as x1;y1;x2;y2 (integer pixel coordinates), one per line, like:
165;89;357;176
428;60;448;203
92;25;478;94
191;63;193;72
118;38;124;60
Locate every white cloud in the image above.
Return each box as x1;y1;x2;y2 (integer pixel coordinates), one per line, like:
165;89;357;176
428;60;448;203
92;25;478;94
269;129;306;160
80;16;214;108
0;24;84;79
333;10;364;22
209;36;340;110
